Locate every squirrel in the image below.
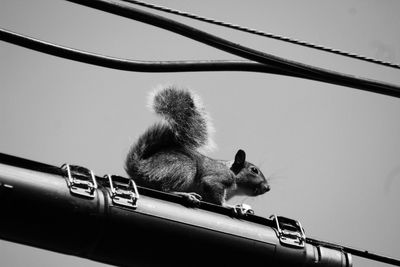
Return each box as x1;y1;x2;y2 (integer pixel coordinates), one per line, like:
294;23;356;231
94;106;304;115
125;86;270;207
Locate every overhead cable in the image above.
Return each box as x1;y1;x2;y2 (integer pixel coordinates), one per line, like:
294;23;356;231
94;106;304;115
0;28;291;75
120;0;400;70
1;27;400;98
64;0;400;98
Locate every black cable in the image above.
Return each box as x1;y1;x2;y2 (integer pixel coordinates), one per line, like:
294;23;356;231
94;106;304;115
2;27;400;99
307;238;400;266
1;2;399;98
0;28;292;75
64;0;400;98
120;0;400;70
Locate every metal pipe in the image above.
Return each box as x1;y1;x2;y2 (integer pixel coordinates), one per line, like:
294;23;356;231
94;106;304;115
0;153;351;267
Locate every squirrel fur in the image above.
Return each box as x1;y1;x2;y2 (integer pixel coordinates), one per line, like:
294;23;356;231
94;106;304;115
125;86;270;205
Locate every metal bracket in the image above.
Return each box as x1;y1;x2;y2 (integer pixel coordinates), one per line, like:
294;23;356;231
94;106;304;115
234;203;255;216
61;164;97;198
105;174;139;209
270;214;306;248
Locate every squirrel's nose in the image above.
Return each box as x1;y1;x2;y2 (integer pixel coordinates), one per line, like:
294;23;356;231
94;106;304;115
261;184;270;194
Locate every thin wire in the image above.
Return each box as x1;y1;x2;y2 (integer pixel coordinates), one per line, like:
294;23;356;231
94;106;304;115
3;26;400;99
64;0;400;99
120;0;400;70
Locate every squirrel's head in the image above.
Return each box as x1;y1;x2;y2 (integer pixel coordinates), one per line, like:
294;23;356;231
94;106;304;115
230;149;270;197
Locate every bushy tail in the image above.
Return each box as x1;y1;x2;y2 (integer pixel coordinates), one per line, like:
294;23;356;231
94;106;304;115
151;86;214;150
125;86;214;179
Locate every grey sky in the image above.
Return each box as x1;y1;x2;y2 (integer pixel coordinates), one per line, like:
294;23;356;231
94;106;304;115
1;1;400;266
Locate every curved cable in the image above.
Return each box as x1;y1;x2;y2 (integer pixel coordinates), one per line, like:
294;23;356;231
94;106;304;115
2;27;400;99
0;28;291;75
64;0;400;98
120;0;400;70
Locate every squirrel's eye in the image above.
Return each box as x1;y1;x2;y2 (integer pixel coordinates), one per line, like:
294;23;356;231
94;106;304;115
250;166;259;175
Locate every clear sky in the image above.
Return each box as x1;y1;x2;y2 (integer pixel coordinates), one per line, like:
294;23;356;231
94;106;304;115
1;1;400;266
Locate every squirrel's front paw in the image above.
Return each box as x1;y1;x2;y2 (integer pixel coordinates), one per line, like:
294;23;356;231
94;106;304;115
173;192;202;206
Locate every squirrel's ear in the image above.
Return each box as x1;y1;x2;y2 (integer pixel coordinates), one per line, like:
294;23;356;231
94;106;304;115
230;149;246;174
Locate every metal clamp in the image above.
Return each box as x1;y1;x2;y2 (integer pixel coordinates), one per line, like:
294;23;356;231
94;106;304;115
105;175;139;209
270;214;306;248
234;203;255;215
61;164;97;198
